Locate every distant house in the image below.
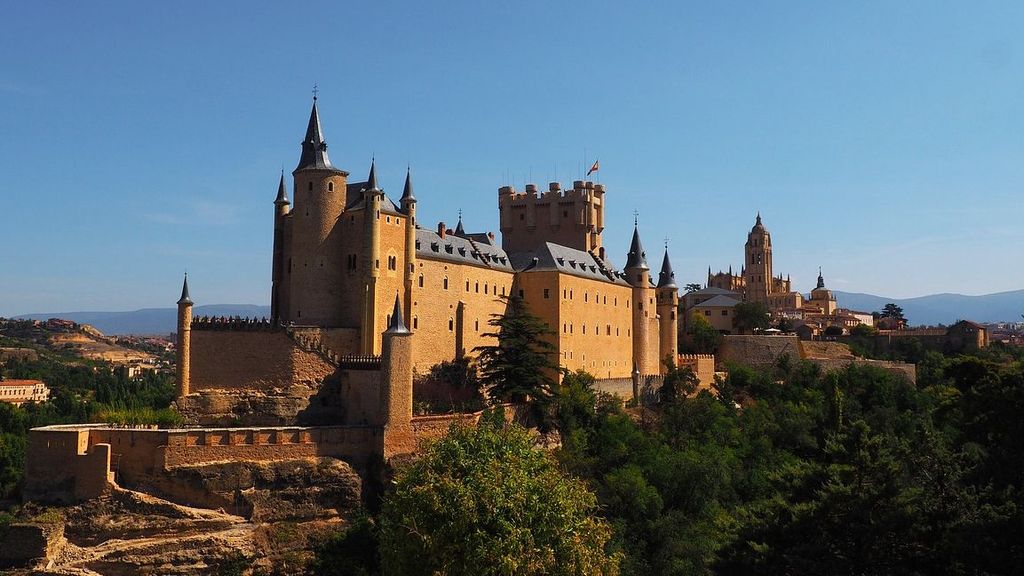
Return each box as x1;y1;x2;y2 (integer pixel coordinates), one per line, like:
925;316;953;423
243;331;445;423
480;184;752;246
691;295;743;333
0;379;50;406
946;320;989;350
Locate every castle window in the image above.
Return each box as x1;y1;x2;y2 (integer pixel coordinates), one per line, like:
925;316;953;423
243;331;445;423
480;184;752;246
704;310;711;316
563;289;567;299
502;287;506;296
475;319;479;331
583;324;586;334
544;288;550;299
563;323;567;333
584;293;588;303
570;323;573;334
518;289;524;298
475;282;479;293
485;284;488;294
308;182;313;191
375;259;380;269
418;274;424;288
413;316;418;329
443;277;449;290
722;310;728;316
387;216;391;223
570;289;573;300
328;182;334;192
387;255;397;271
606;325;611;336
603;295;607;305
520;214;525;220
466;281;470;291
563;210;568;218
448;318;454;331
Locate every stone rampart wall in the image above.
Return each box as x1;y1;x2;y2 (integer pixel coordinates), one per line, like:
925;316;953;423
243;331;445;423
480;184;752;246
190;330;334;391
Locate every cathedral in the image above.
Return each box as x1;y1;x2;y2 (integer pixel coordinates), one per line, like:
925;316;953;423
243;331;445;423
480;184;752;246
183;97;678;392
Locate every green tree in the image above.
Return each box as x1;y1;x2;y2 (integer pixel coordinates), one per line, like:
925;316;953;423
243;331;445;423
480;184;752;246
878;303;907;326
379;421;620;576
658;361;699;403
474;295;558;421
688;310;722;353
732;302;770;334
684;283;703;293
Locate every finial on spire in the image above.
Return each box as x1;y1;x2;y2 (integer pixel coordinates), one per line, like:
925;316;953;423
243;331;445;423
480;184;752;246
633;209;639;226
454;210;465;236
312;83;319;101
386;293;409;333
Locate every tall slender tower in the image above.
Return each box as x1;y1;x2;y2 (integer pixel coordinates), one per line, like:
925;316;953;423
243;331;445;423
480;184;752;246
381;294;413;429
656;247;679;372
400;168;417;327
271;172;290;324
175;274;193;398
743;213;773;304
625;223;654;374
361;160;383;354
289;96;349;325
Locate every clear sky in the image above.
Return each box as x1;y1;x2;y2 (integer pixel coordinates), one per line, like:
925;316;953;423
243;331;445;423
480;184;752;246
2;1;1022;316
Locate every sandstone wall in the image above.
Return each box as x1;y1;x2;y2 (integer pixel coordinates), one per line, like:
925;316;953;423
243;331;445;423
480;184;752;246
717;335;803;370
189;330;334;391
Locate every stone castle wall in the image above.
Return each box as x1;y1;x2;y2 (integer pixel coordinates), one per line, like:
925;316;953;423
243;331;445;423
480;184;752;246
189;329;335;391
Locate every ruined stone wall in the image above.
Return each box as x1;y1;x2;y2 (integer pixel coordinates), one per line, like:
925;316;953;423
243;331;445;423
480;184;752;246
189;330;334;391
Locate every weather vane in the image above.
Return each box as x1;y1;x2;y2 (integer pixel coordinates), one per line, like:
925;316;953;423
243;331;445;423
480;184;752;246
312;84;319;101
633;210;639;226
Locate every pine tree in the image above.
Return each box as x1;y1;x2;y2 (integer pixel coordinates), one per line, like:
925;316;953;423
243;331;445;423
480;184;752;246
473;295;558;409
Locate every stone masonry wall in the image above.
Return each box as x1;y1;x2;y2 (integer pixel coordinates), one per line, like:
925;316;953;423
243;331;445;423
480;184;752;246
190;330;334;391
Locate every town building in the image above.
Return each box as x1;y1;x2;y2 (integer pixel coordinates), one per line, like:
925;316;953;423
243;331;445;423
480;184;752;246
0;379;50;406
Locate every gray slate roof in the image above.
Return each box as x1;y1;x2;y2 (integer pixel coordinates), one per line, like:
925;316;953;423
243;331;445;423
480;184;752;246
689;286;742;297
510;243;631;286
416;228;515;271
692;295;742;308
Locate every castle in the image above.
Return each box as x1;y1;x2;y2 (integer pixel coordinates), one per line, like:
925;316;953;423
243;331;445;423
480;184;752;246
176;96;679;403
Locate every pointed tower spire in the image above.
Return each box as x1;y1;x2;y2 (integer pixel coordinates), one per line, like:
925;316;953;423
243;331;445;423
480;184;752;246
274;171;289;205
366;158;379;191
816;266;825;289
401;166;415;203
295;97;342;173
657;248;677;289
454;210;465;236
177;273;192;305
625;223;649;270
387;293;409;333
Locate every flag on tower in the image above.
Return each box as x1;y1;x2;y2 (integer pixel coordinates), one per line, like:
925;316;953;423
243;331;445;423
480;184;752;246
587;160;600;176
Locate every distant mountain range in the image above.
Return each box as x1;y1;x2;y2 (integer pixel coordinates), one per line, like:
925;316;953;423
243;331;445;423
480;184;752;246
11;290;1023;334
14;305;271;336
835;289;1024;326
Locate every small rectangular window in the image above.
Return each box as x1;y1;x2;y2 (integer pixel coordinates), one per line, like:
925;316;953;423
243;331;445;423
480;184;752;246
544;288;550;299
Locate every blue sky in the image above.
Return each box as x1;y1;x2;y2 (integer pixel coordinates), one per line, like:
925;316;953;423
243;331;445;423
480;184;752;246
2;1;1022;316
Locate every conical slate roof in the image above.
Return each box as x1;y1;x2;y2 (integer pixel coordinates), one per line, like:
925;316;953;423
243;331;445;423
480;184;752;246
387;293;409;334
401;167;415;203
366;158;379;191
624;225;649;270
657;249;677;289
294;99;344;173
274;171;289;205
177;274;192;305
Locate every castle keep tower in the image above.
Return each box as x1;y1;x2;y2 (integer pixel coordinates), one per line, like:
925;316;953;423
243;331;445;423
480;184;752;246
625;223;655;374
656;247;679;371
175;274;192;398
499;180;606;257
743;213;773;305
286;97;350;326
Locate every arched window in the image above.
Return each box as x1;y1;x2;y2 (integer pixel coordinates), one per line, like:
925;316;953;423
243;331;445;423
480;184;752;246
448;318;454;331
413;316;418;329
328;182;334;192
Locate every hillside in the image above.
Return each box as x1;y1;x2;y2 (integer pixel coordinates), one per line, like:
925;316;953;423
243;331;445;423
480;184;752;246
14;305;271;336
835;289;1024;326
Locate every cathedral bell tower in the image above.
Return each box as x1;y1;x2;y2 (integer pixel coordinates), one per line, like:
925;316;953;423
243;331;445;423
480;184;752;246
743;213;773;305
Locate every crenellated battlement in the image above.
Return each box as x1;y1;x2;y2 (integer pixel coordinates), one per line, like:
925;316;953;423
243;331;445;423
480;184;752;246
498;180;605;202
499;180;606;254
191;316;276;331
